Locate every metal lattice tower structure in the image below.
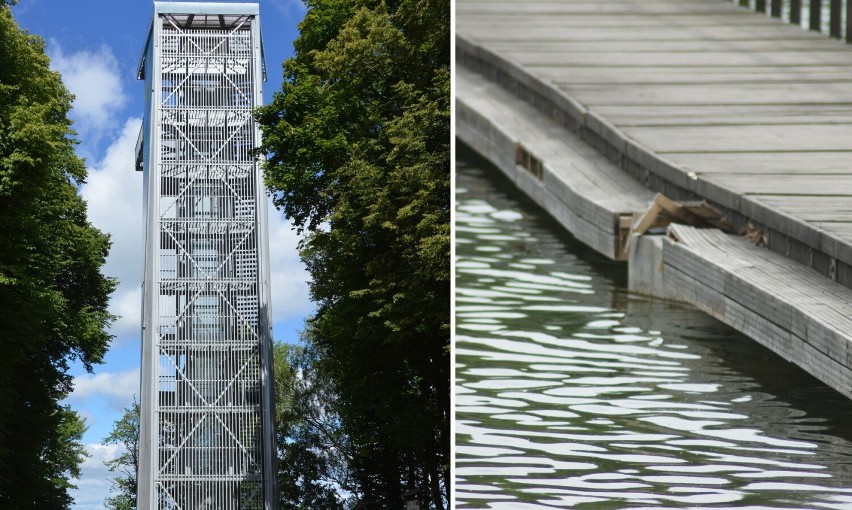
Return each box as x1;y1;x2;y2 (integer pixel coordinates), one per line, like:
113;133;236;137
136;3;276;509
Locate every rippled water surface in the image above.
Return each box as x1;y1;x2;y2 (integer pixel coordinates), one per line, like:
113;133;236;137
455;147;852;509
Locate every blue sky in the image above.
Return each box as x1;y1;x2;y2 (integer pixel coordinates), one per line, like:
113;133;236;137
12;1;309;508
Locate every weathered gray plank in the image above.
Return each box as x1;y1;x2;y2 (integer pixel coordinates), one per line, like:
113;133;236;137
456;14;780;30
463;28;824;45
483;39;850;53
751;196;852;221
702;173;852;196
457;2;746;15
813;222;852;239
663;224;852;399
563;82;852;106
457;67;650;206
509;51;852;67
456;65;655;259
536;68;852;88
624;124;852;153
665;152;852;175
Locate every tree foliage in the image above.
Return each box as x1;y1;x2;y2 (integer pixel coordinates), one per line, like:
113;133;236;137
275;341;353;510
256;0;449;507
103;399;140;510
0;5;115;508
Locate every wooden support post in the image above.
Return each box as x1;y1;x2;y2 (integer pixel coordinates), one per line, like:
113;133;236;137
831;0;842;38
756;0;766;12
791;0;802;24
847;0;852;42
810;0;821;31
770;0;782;17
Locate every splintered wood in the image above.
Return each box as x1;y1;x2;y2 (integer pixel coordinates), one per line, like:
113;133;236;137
621;193;741;258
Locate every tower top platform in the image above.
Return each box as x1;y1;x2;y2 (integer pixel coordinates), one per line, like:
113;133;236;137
154;2;259;16
138;2;265;81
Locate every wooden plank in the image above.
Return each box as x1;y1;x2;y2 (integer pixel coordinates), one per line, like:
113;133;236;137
458;25;824;42
509;51;852;67
668;224;843;298
749;195;852;220
664;151;852;175
462;0;753;3
663;265;728;316
535;68;852;88
456;3;749;16
457;68;649;204
663;224;852;399
595;103;852;126
630;201;665;237
459;13;775;27
622;124;852;153
456;65;654;260
482;39;850;53
653;194;706;225
813;222;852;240
702;173;852;196
562;82;852;106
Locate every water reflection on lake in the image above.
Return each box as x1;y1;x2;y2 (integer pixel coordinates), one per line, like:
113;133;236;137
455;145;852;509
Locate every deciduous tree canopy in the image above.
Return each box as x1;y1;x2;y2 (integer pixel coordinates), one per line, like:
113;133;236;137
103;399;140;510
274;341;352;510
0;5;115;508
256;0;449;507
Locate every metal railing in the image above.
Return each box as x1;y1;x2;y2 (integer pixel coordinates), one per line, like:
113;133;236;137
736;0;852;42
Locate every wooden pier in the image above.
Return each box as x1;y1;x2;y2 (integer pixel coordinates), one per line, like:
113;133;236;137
457;0;852;399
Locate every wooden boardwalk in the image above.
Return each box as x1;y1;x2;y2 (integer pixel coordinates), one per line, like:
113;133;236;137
458;0;852;288
457;65;655;259
663;224;852;396
457;0;852;399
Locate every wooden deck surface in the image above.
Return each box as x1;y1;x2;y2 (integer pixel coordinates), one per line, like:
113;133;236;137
458;0;852;284
457;66;655;259
664;224;852;399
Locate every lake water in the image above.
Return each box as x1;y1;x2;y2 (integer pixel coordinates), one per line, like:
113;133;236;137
455;145;852;509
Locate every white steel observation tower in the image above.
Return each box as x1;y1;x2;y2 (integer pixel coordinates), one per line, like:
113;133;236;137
136;3;277;509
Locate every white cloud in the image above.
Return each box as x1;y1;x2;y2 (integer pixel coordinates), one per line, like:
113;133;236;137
49;42;127;143
266;200;314;324
110;287;142;341
70;443;121;510
81;118;145;343
81;119;313;341
68;369;140;411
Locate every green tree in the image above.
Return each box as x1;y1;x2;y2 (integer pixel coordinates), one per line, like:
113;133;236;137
48;407;89;498
256;0;449;507
103;399;140;510
0;5;115;508
275;341;353;510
